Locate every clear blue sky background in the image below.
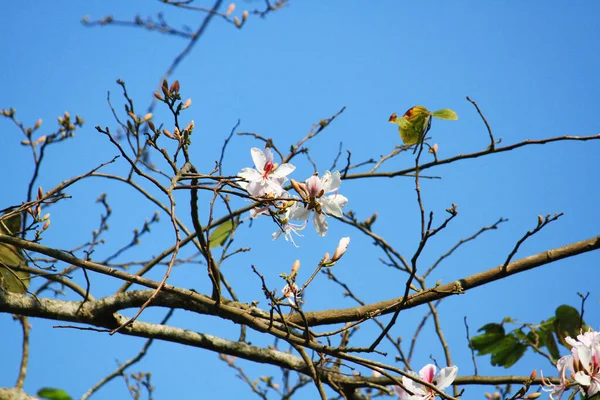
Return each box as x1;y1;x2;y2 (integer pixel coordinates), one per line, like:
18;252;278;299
1;1;599;399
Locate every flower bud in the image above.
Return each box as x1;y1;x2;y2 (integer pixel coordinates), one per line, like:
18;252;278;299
37;186;43;200
525;393;541;399
529;370;537;380
34;119;42;130
242;10;248;21
42;219;51;230
225;3;236;16
170;80;180;94
182;98;192;110
331;237;350;262
290;259;300;279
154;92;164;101
142;113;153;122
185;120;195;134
234;16;241;28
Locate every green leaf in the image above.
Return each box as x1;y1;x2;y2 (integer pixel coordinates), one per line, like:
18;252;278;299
431;108;458;120
389;106;431;145
554;305;582;348
0;213;29;294
470;323;506;355
209;220;235;248
37;388;73;400
489;335;527;368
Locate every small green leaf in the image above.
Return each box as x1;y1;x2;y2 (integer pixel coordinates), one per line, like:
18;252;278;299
431;108;458;120
554;305;582;348
37;388;73;400
209;220;235;248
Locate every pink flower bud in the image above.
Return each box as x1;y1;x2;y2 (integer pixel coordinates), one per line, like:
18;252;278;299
331;237;350;262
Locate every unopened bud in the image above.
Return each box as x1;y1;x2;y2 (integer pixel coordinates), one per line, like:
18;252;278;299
35;136;47;145
147;120;156;131
154;92;164;101
37;187;43;200
529;370;537;380
290;179;307;198
225;3;236;16
185;120;195;133
537;215;543;225
242;10;248;21
42;213;50;221
34;119;42;130
42;219;51;230
331;237;350;262
174;127;181;139
163;129;174;139
64;111;70;120
128;111;137;122
21;140;30;145
142;113;152;122
525;393;541;399
170;80;180;94
182;98;192;110
429;143;438;154
484;393;493;400
290;259;300;279
234;16;241;27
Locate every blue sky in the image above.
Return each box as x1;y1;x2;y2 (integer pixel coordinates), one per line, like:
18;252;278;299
1;1;600;399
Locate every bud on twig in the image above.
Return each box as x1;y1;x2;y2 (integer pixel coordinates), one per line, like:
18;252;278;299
182;98;192;110
242;10;248;22
225;3;236;16
34;119;42;130
331;237;350;262
234;16;241;28
170;80;180;94
525;393;541;399
290;259;300;279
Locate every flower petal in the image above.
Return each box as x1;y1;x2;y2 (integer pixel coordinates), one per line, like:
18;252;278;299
323;170;342;193
313;213;328;237
250;148;266;171
238;168;262;182
274;163;296;178
436;366;458;390
322;194;348;217
419;364;436;384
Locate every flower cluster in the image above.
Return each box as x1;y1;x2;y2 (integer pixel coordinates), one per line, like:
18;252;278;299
394;364;458;400
543;329;600;399
237;147;348;241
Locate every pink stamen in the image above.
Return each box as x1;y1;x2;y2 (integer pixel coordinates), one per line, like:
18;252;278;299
263;161;274;177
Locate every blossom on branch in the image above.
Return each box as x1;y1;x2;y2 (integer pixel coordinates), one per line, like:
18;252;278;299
543;329;600;399
291;170;348;237
394;364;458;400
281;283;301;305
238;147;295;197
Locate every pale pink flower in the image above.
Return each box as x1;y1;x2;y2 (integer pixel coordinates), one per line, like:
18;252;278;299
281;283;301;305
294;171;348;237
238;147;295;197
394;364;457;400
